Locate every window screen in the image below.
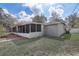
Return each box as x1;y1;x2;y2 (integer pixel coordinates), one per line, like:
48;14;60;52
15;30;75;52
18;26;20;33
31;24;36;32
37;24;41;32
18;26;23;33
22;25;25;33
26;24;29;33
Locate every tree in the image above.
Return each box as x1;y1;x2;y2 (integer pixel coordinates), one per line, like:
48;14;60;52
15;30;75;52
49;9;63;23
0;8;17;28
52;11;60;20
32;15;47;23
0;8;5;24
66;13;78;27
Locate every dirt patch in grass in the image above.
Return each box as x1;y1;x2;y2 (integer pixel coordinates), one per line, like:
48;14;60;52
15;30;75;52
0;33;27;40
61;40;79;56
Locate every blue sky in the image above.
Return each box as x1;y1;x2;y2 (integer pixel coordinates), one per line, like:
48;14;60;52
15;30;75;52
0;3;79;19
0;3;33;15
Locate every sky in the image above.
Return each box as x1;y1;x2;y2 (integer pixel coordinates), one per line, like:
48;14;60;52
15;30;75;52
0;3;79;20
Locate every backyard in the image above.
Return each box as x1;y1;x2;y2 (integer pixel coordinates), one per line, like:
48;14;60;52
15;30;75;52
0;32;79;56
0;3;79;56
0;25;79;56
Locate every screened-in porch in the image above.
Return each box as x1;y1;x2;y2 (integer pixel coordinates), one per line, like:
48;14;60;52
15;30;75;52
12;22;43;38
12;24;41;33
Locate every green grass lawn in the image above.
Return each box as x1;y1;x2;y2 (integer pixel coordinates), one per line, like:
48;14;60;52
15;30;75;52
61;33;71;40
0;35;79;56
61;33;79;40
70;33;79;40
0;37;64;56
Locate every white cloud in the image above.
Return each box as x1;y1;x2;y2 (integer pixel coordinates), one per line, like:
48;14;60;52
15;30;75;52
3;8;10;14
2;8;17;18
31;4;43;16
48;5;64;18
22;3;64;20
18;10;33;22
22;3;49;16
18;11;29;18
10;14;17;18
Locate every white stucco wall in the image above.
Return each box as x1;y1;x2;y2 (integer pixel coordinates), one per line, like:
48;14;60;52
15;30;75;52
44;25;58;37
44;23;65;37
57;24;65;36
14;32;43;38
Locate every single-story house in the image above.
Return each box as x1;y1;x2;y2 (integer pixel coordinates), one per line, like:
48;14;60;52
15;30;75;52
11;21;44;38
11;21;65;38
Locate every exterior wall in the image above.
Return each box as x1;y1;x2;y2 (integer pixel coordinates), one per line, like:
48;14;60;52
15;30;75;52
14;32;43;38
44;23;65;37
44;25;58;37
12;23;65;38
57;24;65;36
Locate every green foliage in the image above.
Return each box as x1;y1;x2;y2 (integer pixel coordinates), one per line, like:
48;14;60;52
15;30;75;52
60;32;71;40
32;15;47;23
66;13;79;28
0;8;17;27
63;33;71;40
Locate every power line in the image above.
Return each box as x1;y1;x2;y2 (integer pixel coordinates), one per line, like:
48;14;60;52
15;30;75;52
70;3;78;15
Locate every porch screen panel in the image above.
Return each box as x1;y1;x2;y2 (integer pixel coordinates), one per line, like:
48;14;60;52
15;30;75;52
26;24;29;33
18;26;20;32
37;24;41;32
19;26;23;33
31;24;36;32
22;25;26;33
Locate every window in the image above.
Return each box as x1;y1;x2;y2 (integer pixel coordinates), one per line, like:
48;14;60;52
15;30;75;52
18;26;20;32
31;24;36;32
26;24;29;33
37;24;41;32
18;26;23;33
